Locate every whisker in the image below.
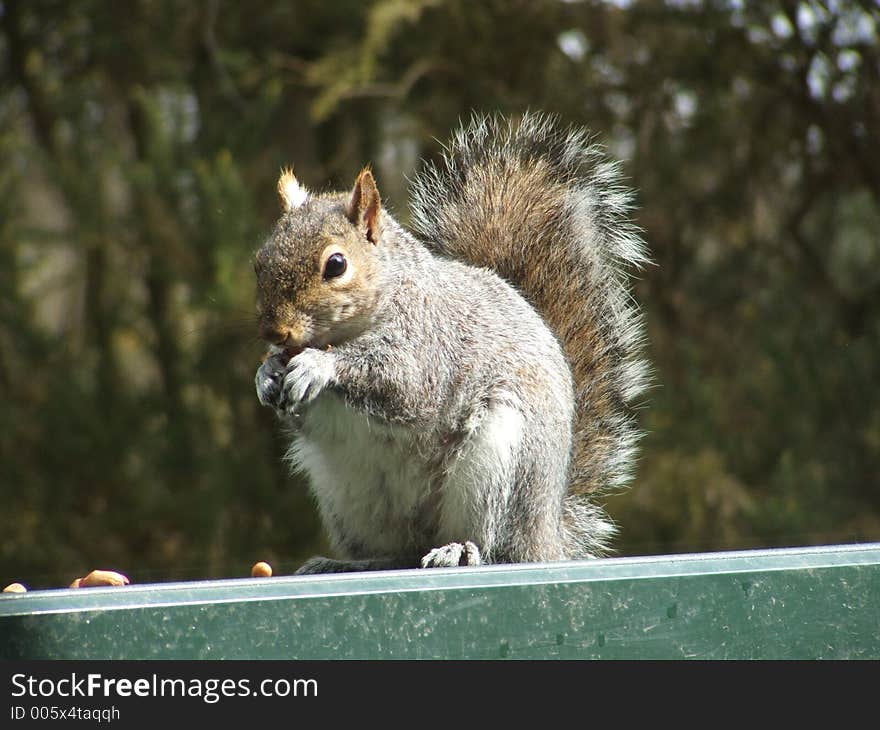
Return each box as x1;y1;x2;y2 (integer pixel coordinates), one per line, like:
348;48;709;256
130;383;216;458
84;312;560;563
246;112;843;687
178;319;258;342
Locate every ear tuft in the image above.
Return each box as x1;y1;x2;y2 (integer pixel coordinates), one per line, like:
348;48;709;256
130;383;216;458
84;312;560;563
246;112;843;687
346;168;382;244
278;167;309;210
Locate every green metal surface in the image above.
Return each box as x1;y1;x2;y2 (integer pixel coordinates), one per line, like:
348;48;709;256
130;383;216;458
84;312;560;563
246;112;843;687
2;543;878;659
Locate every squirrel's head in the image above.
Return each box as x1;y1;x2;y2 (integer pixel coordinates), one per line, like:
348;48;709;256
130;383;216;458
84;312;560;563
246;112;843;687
254;167;385;353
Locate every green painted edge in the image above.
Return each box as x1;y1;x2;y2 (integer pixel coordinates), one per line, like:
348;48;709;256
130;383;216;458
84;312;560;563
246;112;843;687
2;542;878;617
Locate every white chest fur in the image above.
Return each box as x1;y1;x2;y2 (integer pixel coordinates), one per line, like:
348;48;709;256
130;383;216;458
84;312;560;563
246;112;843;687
287;393;437;556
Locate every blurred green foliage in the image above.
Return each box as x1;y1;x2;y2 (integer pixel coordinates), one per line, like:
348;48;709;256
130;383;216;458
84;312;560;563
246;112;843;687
1;0;878;587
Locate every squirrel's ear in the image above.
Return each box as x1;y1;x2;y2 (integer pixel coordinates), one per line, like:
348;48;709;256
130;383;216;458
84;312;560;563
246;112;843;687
278;167;309;211
346;168;382;244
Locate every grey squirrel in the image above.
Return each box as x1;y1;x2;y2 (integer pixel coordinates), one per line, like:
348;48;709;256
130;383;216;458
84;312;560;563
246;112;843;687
254;112;649;573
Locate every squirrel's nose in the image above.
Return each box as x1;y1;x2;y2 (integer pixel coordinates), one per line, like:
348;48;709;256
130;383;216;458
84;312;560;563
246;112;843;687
260;315;310;349
260;324;288;346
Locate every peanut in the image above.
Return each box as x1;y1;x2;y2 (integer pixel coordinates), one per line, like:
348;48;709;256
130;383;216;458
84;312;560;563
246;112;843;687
77;570;130;587
251;561;273;578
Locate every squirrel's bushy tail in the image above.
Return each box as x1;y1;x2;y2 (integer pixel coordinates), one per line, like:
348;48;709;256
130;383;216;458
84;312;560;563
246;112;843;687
409;112;650;554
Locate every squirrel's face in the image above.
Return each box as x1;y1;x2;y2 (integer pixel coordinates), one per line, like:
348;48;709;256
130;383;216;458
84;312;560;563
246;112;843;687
254;168;384;353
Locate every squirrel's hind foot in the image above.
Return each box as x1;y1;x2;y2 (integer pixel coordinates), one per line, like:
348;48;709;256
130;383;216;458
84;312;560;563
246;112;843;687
420;541;482;568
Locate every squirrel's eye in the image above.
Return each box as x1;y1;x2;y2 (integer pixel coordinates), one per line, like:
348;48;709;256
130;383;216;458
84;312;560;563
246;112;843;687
323;252;347;279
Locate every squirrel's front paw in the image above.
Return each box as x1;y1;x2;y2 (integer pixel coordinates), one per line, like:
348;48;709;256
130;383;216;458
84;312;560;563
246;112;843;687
255;352;288;409
279;348;336;414
421;541;482;568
